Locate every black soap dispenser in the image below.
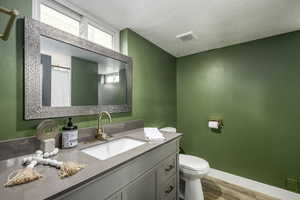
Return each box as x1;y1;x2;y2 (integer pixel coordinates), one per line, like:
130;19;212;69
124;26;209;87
62;118;78;148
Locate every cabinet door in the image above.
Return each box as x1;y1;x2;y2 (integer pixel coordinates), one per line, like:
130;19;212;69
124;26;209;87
106;192;122;200
122;170;156;200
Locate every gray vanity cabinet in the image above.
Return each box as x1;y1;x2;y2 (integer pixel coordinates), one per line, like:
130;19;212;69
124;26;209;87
57;139;179;200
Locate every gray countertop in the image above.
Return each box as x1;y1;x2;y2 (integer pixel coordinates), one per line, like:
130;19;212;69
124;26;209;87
0;128;181;200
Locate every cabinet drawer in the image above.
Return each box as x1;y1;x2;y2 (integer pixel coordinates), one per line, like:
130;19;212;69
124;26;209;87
159;176;176;200
158;154;176;183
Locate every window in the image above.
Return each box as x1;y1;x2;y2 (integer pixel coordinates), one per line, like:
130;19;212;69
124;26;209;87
88;24;113;49
33;0;119;51
40;4;79;36
104;73;120;84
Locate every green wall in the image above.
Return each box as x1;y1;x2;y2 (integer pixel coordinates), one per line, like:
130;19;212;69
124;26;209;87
0;0;177;140
177;32;300;191
0;0;35;139
119;29;177;127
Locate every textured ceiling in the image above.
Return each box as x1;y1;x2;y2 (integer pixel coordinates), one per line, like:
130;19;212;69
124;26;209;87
68;0;300;57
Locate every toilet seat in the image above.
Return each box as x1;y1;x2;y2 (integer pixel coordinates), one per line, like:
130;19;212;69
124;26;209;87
179;154;210;173
179;154;210;200
180;167;210;177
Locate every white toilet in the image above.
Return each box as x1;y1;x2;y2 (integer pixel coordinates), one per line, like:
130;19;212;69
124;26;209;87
160;127;210;200
179;154;210;200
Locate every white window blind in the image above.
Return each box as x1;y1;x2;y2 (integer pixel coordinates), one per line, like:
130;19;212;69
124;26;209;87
88;24;113;49
40;4;80;36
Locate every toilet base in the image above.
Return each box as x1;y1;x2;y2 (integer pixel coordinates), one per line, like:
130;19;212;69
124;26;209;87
184;178;204;200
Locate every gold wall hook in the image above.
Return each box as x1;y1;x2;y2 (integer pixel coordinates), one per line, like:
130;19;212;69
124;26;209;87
0;7;19;41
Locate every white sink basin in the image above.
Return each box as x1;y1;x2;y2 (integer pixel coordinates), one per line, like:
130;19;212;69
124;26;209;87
81;138;146;160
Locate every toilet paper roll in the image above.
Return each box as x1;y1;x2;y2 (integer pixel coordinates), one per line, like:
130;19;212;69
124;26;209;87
208;121;219;129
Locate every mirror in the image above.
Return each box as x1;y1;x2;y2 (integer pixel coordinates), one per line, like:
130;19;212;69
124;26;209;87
40;36;128;107
24;17;132;120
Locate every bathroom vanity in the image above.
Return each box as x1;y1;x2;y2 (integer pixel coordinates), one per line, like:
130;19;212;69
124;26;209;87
59;137;179;200
0;122;181;200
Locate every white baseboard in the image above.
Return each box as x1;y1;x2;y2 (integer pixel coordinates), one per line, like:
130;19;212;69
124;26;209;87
208;168;300;200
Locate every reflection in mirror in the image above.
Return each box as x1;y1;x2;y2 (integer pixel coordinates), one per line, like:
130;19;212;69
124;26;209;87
40;36;128;107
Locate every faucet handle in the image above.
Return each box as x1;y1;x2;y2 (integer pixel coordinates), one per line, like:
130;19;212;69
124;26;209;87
95;128;107;140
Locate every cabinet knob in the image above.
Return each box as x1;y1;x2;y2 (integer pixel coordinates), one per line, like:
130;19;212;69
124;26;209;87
165;185;174;194
165;164;174;172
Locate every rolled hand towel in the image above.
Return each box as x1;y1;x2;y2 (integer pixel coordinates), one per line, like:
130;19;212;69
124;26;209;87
144;128;166;142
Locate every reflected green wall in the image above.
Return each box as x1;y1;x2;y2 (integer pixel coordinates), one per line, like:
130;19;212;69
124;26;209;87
99;69;127;105
0;0;177;140
71;57;98;106
177;32;300;191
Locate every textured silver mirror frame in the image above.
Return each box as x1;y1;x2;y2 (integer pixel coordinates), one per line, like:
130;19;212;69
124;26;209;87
24;17;132;120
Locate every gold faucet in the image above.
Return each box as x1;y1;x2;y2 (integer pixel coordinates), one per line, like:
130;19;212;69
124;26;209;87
96;111;112;141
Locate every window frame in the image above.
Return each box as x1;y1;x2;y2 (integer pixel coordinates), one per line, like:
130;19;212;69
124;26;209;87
87;23;114;50
32;0;120;51
39;3;81;36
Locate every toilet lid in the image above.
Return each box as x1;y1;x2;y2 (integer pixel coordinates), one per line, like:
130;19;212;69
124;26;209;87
179;154;209;171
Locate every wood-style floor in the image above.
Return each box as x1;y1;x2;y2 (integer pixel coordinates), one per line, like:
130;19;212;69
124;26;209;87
202;176;279;200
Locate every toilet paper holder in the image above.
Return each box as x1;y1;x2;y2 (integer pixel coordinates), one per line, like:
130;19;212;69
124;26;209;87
208;119;224;129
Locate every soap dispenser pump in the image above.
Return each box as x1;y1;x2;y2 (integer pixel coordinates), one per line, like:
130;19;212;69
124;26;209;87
62;118;78;148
